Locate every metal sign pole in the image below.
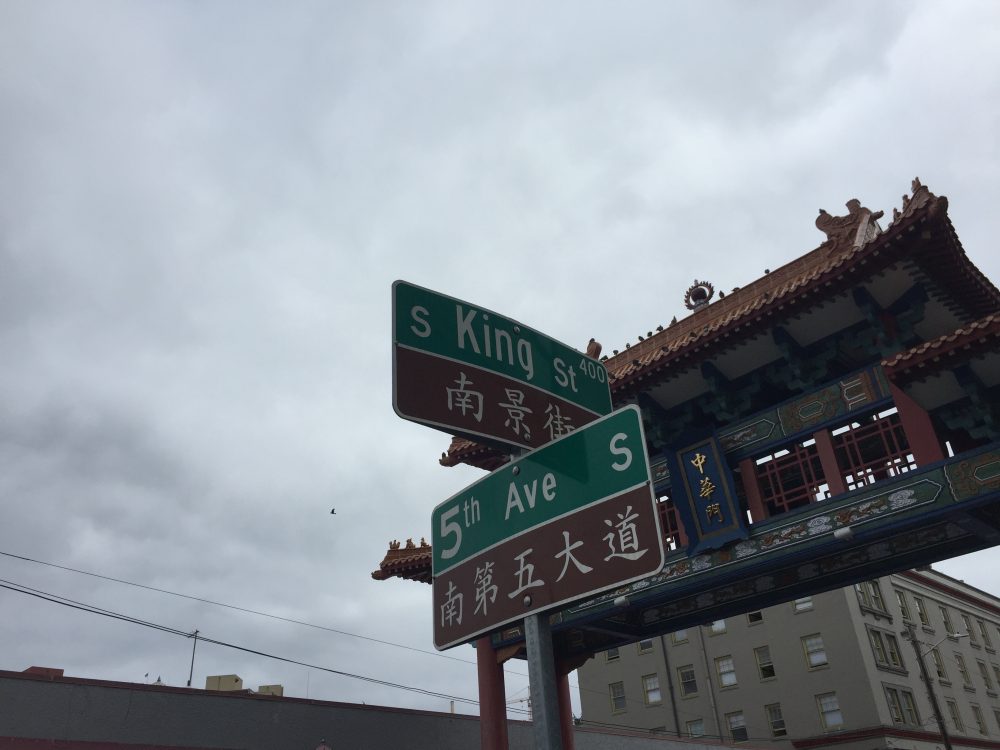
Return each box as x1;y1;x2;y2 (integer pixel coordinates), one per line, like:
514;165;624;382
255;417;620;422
524;613;563;750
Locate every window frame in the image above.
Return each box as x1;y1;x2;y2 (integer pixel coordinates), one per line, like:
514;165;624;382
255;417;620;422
971;704;988;736
642;673;662;705
802;633;829;669
609;681;627;714
677;664;698;697
794;596;813;612
955;652;973;688
686;718;705;738
726;711;748;742
715;655;738;688
947;699;964;732
895;589;911;620
914;597;930;627
766;702;787;737
606;647;620;662
637;638;654;655
754;645;776;680
817;692;844;731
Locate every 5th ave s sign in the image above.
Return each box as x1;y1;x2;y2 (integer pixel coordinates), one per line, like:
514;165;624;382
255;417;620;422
431;405;664;650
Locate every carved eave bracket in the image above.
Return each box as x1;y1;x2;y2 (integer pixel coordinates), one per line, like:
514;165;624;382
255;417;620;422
889;177;944;227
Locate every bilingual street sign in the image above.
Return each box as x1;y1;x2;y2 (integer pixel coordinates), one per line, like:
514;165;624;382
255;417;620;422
431;405;665;650
392;280;612;452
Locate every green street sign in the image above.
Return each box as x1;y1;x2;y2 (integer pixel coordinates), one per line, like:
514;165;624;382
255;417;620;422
393;281;612;451
432;405;664;650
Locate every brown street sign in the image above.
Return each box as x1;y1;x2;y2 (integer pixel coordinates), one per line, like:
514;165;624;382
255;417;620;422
392;281;611;451
432;406;664;650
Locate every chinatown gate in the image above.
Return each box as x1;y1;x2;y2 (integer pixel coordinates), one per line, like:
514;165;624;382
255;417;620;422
375;179;1000;749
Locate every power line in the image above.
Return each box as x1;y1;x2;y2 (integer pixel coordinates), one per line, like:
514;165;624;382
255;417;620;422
0;548;675;716
0;549;483;668
2;576;793;740
0;549;538;683
0;578;531;716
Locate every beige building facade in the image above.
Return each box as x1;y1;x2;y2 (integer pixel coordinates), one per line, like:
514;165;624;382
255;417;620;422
579;568;1000;750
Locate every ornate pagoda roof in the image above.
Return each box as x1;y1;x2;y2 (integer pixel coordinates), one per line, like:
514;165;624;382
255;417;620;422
371;538;432;584
882;311;1000;385
440;179;1000;470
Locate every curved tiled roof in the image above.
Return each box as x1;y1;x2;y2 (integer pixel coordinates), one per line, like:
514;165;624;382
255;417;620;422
371;540;433;584
440;180;1000;469
882;312;1000;384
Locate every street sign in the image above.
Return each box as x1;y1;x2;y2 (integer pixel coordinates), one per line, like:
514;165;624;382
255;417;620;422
431;405;664;650
392;281;612;451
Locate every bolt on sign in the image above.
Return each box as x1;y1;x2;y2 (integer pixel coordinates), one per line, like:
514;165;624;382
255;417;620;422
392;281;612;452
432;406;665;650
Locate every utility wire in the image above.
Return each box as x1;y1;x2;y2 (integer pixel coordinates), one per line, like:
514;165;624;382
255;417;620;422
2;577;794;740
0;579;531;716
0;549;683;717
0;550;488;669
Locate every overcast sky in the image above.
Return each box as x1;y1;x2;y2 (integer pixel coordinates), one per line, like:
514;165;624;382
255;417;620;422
1;0;999;725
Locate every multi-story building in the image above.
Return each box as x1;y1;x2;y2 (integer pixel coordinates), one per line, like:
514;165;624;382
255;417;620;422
580;567;1000;750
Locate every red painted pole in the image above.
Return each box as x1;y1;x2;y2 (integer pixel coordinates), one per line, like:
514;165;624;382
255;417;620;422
476;636;509;750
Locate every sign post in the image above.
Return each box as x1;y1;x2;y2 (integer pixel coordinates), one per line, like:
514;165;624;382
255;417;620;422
393;281;611;451
431;405;664;650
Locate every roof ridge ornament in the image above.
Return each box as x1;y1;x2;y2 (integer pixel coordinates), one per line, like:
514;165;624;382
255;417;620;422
816;198;884;256
889;177;942;227
684;280;715;311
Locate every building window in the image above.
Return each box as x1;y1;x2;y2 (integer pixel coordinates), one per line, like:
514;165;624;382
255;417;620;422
637;638;654;655
747;611;763;625
716;655;738;688
972;704;988;735
895;589;912;620
686;719;705;738
817;692;844;730
902;690;920;725
978;620;993;650
803;634;828;668
963;614;978;645
678;665;698;696
914;597;930;627
606;647;620;662
609;681;626;713
726;711;748;742
856;581;886;612
992;663;1000;688
947;700;964;732
642;673;662;705
755;645;776;680
886;687;904;723
885;686;920;725
931;648;948;681
956;653;973;688
766;703;787;737
671;629;688;644
869;629;904;670
940;606;956;635
993;708;1000;733
978;660;994;691
709;619;726;635
794;596;813;612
